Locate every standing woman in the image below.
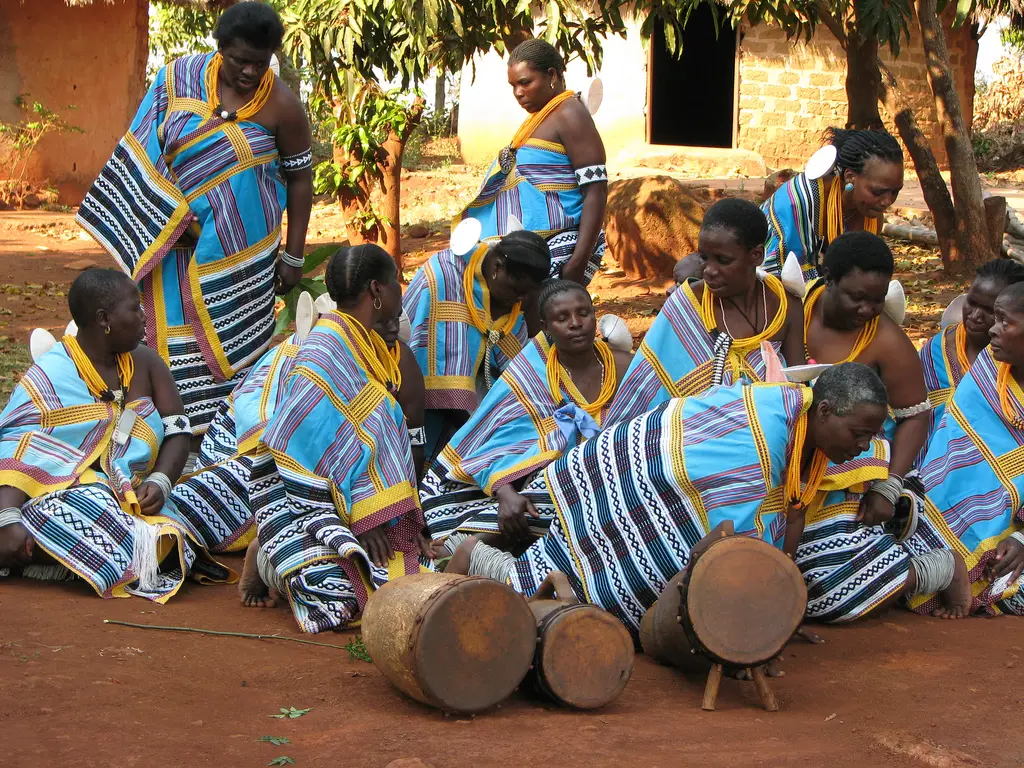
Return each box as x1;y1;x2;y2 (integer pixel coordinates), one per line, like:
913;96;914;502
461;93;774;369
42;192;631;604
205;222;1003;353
404;230;551;461
761;128;904;281
242;245;430;632
452;38;607;285
77;2;313;442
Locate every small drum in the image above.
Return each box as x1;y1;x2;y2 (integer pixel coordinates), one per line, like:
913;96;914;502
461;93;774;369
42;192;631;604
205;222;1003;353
639;570;710;673
680;534;806;668
361;573;537;714
528;572;635;709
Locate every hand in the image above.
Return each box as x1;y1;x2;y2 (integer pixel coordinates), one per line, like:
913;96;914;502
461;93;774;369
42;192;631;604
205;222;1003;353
989;535;1024;583
496;485;540;542
274;262;302;295
674;253;703;285
417;530;435;560
559;255;587;285
136;482;166;516
856;491;895;527
358;525;395;569
0;522;34;568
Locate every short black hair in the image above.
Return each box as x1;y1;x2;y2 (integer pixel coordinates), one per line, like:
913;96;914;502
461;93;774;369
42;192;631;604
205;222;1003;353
492;230;551;284
537;278;591;321
213;2;285;51
824;127;903;175
812;361;889;416
324;244;398;308
976;258;1024;288
508;38;565;76
822;231;894;284
68;268;137;328
997;281;1024;312
701;197;769;250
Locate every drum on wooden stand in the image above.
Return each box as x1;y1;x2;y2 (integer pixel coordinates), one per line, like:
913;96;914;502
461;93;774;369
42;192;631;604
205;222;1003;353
639;523;807;711
361;573;537;714
527;571;634;709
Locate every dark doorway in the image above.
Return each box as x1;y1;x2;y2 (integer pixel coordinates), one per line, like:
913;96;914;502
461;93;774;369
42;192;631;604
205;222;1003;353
648;7;737;148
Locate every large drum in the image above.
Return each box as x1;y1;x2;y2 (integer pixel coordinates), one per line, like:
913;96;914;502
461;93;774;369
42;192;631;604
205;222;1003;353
527;572;635;709
361;573;537;714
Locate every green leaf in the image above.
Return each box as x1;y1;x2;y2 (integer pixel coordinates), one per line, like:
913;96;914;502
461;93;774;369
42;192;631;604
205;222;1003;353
258;736;291;747
342;635;373;663
303;244;338;274
268;758;296;767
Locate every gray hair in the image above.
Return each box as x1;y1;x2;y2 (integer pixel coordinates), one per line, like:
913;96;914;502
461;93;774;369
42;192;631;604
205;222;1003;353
811;362;888;416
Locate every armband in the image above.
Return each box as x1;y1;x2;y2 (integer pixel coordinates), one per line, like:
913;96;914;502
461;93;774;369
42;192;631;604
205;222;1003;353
892;400;932;420
574;164;608;186
408;426;426;446
281;148;313;172
162;414;192;438
0;507;23;528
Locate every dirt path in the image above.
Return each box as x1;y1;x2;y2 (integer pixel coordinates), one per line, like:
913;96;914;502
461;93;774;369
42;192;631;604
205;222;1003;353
1;571;1018;768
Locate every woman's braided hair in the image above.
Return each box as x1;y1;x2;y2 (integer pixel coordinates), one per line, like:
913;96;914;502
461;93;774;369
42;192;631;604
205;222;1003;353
324;243;397;308
508;38;566;76
824;127;903;175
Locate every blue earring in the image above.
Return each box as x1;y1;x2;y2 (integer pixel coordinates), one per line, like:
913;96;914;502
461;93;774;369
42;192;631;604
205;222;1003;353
844;183;854;192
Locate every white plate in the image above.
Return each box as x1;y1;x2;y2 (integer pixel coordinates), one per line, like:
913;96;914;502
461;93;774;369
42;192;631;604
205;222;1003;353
295;291;316;342
584;78;604;116
782;363;832;383
450;218;482;257
805;145;837;181
505;213;524;233
941;294;967;330
29;328;57;361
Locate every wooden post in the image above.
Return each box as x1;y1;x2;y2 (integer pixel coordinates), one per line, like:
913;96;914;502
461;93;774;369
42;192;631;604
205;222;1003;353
701;663;723;711
750;666;779;712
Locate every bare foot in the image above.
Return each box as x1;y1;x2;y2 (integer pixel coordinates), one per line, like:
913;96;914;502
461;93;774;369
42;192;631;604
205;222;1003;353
239;539;276;608
932;551;972;619
795;625;825;644
732;659;784;680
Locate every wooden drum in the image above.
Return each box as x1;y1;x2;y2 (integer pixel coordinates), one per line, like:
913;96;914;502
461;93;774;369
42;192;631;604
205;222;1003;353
527;572;635;709
361;573;537;714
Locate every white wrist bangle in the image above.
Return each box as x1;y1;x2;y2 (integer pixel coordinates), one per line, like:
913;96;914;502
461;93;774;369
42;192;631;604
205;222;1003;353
1011;531;1024;547
146;472;173;501
869;474;904;506
279;250;305;268
0;507;23;528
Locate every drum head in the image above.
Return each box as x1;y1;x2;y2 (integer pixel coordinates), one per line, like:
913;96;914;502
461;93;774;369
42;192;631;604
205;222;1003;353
685;537;807;667
414;578;536;713
538;605;634;709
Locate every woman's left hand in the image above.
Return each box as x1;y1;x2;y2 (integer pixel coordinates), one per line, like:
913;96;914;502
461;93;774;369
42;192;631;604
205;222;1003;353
274;262;302;295
856;491;895;527
137;482;165;516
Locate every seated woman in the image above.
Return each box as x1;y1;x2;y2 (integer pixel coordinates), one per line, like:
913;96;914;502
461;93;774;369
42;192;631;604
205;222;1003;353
0;269;231;600
918;259;1024;451
377;313;427;480
449;365;973;635
241;245;430;633
903;282;1024;618
454;38;607;285
607;198;805;426
404;230;551;461
421;280;632;549
796;231;936;621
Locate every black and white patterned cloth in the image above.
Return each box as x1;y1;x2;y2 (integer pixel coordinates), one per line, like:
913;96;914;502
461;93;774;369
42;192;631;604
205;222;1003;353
546;229;606;287
574;164;608;186
281;148;313;173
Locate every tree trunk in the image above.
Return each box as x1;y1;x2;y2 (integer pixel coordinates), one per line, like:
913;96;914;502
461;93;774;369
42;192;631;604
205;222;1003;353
333;145;375;246
845;3;885;130
434;75;446;116
377;98;425;275
916;0;992;272
877;60;957;263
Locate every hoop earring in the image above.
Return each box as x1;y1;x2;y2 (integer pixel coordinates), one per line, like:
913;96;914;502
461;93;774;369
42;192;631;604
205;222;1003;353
372;297;382;310
103;326;111;335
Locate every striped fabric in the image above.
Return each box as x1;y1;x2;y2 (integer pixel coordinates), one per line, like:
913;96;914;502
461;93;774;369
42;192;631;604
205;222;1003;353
916;323;968;466
511;382;812;636
77;53;286;433
454;139;605;284
605;280;781;426
794;439;909;622
421;334;613;541
762;172;829;280
169;335;301;553
906;349;1024;615
253;312;429;634
0;343;230;602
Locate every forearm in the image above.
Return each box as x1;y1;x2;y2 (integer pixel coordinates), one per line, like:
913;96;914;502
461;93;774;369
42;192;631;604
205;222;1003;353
0;486;30;510
888;413;930;479
283;173;313;259
152;434;190;484
783;508;806;559
564;185;607;280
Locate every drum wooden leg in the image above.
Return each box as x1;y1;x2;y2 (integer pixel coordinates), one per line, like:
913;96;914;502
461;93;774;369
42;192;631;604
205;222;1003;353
701;663;723;711
750;666;779;712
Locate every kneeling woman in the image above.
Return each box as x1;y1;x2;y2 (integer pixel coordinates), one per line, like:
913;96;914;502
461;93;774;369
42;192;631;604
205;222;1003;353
0;269;229;600
243;245;430;634
421;280;632;549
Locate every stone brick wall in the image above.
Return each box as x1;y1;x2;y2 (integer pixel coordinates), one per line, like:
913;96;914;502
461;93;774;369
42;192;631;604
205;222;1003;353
736;18;977;170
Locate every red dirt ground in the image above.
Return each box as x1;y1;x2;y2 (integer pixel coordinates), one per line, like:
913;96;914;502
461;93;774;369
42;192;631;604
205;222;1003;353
2;569;1021;768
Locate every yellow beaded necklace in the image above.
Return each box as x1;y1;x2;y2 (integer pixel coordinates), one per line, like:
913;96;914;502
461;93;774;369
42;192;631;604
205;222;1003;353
545;338;617;420
462;243;522;340
784;413;830;511
997;361;1024;430
824;176;880;245
499;90;576;173
63;335;134;406
204;52;275;123
803;280;878;363
334;313;400;391
954;322;971;374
